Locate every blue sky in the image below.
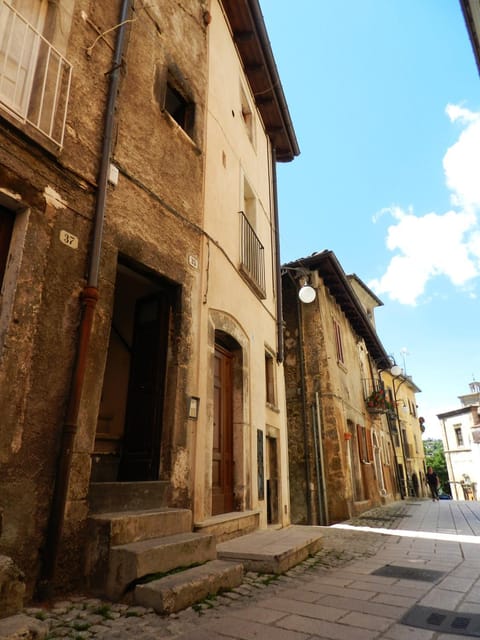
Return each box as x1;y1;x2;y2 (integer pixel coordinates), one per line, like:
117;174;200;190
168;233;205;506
260;1;480;438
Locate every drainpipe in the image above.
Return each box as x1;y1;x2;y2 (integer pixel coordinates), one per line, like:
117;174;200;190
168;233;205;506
314;391;329;524
311;402;326;525
392;376;409;497
38;0;132;599
271;148;284;364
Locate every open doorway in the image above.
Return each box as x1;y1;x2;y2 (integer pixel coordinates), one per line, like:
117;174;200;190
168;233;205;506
92;260;175;482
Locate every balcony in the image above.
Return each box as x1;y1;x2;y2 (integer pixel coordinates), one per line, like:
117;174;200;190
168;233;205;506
239;211;266;298
0;1;72;148
364;379;394;415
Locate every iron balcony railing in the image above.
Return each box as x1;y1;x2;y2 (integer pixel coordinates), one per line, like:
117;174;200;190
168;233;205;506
239;211;266;298
0;0;72;148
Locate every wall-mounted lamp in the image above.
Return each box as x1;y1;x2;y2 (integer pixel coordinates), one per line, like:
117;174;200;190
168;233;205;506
298;283;316;303
188;396;200;420
282;266;317;304
390;364;402;377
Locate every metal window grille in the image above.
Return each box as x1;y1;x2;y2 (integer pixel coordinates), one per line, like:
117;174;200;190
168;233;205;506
239;211;266;298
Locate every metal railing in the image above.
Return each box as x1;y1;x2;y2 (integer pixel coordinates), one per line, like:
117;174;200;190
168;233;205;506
239;211;266;298
0;0;72;147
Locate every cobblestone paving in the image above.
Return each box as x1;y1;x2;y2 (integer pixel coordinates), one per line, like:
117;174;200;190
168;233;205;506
23;502;409;639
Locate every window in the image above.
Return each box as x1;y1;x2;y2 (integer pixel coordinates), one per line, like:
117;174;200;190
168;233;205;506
0;0;72;147
164;81;195;136
240;84;255;144
357;424;372;463
333;319;344;364
239;174;265;297
265;351;275;406
243;176;256;229
454;426;464;447
0;206;14;288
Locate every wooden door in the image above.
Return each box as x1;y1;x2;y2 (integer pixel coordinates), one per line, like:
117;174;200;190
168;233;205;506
212;345;234;515
118;292;170;481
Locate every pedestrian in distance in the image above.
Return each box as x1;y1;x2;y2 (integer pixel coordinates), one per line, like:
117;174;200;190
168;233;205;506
426;466;440;501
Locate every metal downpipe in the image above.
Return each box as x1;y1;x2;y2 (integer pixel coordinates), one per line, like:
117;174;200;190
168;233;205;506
38;0;132;598
271;148;284;363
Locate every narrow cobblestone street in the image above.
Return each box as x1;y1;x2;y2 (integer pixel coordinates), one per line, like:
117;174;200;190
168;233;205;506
13;498;480;639
21;502;410;639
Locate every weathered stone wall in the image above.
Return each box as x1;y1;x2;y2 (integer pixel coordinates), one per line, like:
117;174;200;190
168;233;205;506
283;268;394;525
0;0;208;598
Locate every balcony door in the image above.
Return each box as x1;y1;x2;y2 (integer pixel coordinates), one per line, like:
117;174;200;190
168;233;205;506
0;1;47;114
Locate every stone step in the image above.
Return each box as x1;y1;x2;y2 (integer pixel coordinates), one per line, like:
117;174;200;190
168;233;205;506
105;531;216;599
88;481;169;513
217;524;324;574
88;507;192;547
86;507;192;593
134;559;244;614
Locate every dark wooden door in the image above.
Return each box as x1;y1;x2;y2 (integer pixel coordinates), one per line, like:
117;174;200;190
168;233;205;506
118;292;170;480
212;344;234;515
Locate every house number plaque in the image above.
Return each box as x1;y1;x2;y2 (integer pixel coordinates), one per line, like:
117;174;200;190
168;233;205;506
60;230;78;249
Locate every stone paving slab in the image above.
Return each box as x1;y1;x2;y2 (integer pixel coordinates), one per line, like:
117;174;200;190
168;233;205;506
14;499;480;639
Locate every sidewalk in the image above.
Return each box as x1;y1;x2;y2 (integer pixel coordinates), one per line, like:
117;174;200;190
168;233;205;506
9;499;480;639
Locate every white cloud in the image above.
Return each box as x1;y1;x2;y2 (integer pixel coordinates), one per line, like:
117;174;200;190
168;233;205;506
370;105;480;305
444;105;480;210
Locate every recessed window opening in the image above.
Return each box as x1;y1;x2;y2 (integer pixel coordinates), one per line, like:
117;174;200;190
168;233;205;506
454;426;464;447
265;351;275;406
0;206;14;289
333;318;344;364
240;84;254;144
165;80;194;136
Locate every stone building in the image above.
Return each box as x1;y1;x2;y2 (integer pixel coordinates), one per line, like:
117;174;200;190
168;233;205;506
282;251;398;525
0;0;297;602
381;368;426;499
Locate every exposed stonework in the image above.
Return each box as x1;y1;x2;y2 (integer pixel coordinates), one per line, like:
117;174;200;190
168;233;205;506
0;556;25;619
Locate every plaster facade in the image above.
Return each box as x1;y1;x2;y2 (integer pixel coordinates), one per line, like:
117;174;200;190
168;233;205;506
438;382;480;500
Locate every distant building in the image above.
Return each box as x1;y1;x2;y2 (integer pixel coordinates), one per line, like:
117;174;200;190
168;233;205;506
437;382;480;500
282;251;399;525
381;370;426;499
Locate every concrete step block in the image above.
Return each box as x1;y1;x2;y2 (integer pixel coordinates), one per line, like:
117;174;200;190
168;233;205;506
134;559;244;614
106;531;216;599
88;481;169;514
86;508;192;592
89;507;192;547
217;525;323;573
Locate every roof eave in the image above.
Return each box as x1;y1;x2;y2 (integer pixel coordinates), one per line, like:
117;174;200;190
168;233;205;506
220;0;300;162
283;251;392;369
